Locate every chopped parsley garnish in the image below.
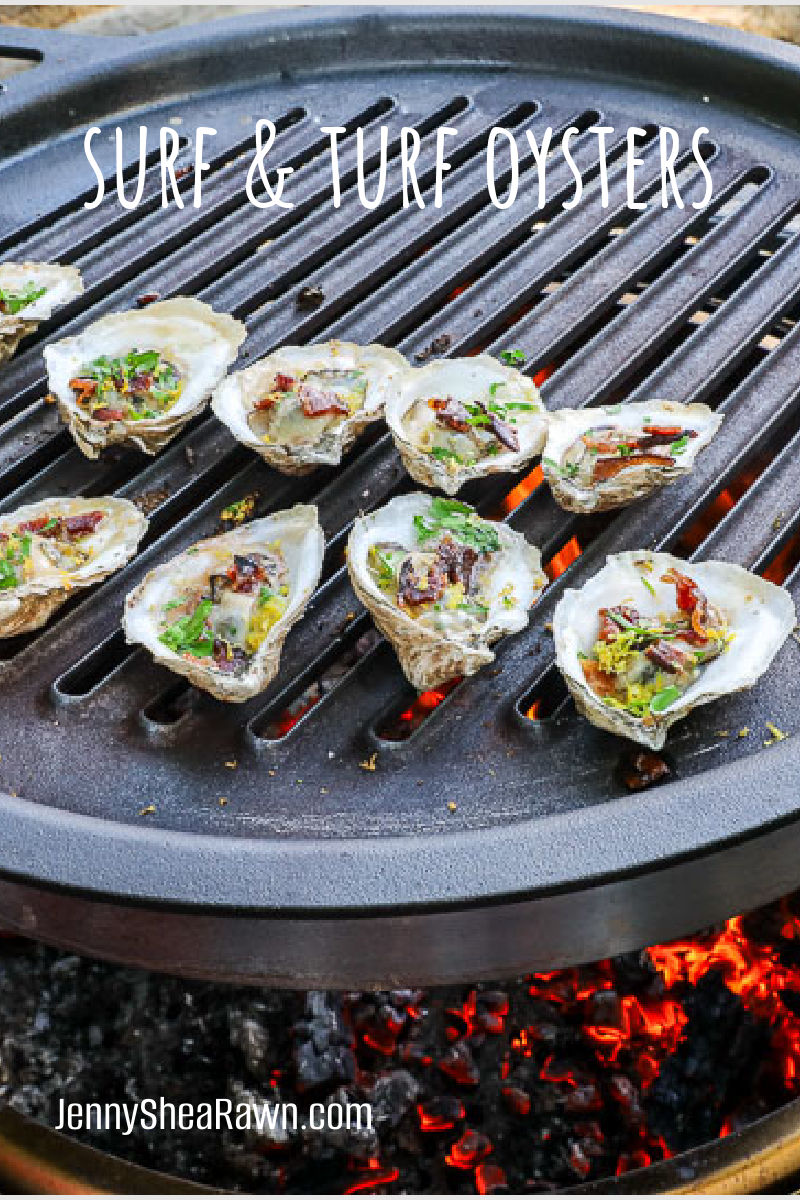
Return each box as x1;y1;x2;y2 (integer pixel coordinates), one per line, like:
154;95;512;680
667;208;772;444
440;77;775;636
429;446;464;464
489;381;506;398
499;349;525;365
649;685;681;713
641;575;657;598
670;435;689;455
159;599;214;657
543;455;579;479
0;283;47;316
258;585;275;604
413;497;500;553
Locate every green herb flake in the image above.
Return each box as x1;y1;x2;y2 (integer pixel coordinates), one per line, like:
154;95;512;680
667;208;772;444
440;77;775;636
159;599;214;657
499;349;525;365
670;435;690;455
650;685;682;714
0;282;47;316
641;575;657;598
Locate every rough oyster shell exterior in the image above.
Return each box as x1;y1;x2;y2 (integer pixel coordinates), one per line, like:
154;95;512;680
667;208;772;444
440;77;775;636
44;297;245;459
0;496;147;637
0;262;83;365
123;505;324;703
386;355;547;496
554;550;795;749
212;341;407;475
542;401;723;513
347;493;546;691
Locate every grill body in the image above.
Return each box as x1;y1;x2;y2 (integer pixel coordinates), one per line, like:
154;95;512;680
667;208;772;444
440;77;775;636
1;8;800;984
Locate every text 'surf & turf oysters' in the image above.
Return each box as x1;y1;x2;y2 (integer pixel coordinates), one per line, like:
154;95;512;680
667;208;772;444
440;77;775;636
386;355;547;495
347;493;546;691
124;506;324;703
0;262;83;365
542;401;723;513
45;297;245;459
554;551;795;749
0;496;147;636
212;341;407;475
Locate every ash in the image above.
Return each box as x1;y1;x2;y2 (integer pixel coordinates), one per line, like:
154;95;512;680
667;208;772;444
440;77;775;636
0;895;798;1193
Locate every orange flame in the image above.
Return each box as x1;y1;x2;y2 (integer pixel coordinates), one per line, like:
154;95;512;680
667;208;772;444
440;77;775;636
546;536;582;581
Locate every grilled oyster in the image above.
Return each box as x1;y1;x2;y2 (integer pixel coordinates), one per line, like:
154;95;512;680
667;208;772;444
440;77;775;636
386;355;547;495
123;505;324;703
554;551;795;749
212;341;407;475
45;297;245;459
542;401;723;513
0;262;83;365
0;496;147;636
347;493;546;690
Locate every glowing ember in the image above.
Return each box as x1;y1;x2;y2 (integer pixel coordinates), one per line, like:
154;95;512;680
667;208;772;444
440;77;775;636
764;532;800;585
546;534;582;580
674;461;763;554
378;677;463;741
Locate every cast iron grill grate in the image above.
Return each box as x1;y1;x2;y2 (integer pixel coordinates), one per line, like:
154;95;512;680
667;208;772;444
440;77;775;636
2;8;800;985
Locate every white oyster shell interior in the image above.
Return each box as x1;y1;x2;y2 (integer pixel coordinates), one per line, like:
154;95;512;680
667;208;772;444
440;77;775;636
386;355;547;496
542;400;723;513
212;341;407;474
123;505;324;703
44;297;245;458
554;550;796;749
347;492;546;691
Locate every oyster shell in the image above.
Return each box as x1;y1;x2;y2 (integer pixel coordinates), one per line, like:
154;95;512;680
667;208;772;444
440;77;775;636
44;297;245;459
212;341;407;475
123;505;324;703
554;550;795;749
347;492;546;690
0;262;83;365
542;401;723;513
386;355;547;495
0;496;147;636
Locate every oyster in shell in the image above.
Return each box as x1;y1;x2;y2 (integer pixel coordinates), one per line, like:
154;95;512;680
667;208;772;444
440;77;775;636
347;493;546;691
44;297;245;459
0;496;147;636
0;262;83;365
123;505;324;703
542;401;723;513
554;550;795;749
212;341;407;475
386;355;547;495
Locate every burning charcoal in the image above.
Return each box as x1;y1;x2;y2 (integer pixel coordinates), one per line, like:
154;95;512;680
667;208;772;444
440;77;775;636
368;1069;420;1128
501;1085;531;1116
475;1162;509;1194
438;1041;480;1087
446;1128;493;1168
229;1010;270;1079
293;992;356;1093
309;1085;379;1159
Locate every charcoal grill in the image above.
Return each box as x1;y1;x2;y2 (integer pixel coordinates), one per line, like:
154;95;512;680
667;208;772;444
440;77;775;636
2;6;800;988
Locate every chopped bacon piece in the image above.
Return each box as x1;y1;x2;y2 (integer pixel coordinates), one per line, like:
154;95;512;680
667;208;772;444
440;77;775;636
229;553;269;593
479;402;519;452
274;373;295;392
212;638;249;673
63;511;104;538
254;395;278;411
598;604;639;641
592;452;674;482
69;377;98;405
92;407;126;422
298;383;349;418
581;659;617;697
437;537;480;593
397;557;446;607
430;397;470;433
128;372;154;394
661;567;701;612
645;639;693;673
17;516;51;534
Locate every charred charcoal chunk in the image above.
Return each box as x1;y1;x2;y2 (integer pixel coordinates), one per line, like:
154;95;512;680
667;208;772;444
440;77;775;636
296;285;325;310
621;749;671;791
